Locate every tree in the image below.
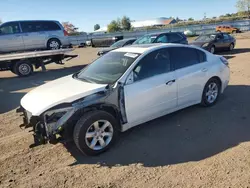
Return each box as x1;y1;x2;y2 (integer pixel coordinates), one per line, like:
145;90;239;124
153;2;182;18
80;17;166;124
94;24;100;31
61;22;78;34
236;0;250;18
121;16;131;31
0;19;2;24
188;18;194;21
107;20;121;33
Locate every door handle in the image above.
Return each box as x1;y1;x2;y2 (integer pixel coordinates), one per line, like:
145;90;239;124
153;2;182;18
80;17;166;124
202;68;208;72
166;80;175;86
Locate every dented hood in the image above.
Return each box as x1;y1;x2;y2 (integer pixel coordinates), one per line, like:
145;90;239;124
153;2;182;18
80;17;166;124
21;75;106;116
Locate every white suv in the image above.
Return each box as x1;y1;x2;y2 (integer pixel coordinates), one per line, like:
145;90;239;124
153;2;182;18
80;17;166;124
19;44;230;155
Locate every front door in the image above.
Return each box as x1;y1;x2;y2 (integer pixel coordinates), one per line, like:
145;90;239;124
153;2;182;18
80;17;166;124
20;21;48;50
124;48;177;126
0;22;24;53
214;33;225;49
168;47;210;107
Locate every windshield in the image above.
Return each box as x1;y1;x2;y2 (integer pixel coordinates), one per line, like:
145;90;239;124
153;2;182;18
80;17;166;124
195;34;216;41
110;40;126;48
133;35;157;44
76;51;140;84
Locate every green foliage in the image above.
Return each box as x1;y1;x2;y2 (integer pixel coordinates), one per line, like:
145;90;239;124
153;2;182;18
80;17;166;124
121;16;131;31
94;24;100;31
236;0;250;17
188;18;194;21
107;20;122;33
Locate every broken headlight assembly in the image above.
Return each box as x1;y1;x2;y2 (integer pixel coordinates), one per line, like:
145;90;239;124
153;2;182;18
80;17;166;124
43;107;75;132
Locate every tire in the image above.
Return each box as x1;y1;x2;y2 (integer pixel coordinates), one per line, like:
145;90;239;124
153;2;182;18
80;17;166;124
47;38;61;50
73;110;119;156
209;45;215;54
229;43;234;51
13;60;34;77
201;78;221;107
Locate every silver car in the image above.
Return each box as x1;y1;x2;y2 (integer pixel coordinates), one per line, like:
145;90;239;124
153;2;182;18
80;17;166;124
0;20;70;53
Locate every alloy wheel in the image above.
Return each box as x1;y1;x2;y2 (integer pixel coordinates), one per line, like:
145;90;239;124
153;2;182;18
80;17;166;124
85;120;114;151
206;82;218;104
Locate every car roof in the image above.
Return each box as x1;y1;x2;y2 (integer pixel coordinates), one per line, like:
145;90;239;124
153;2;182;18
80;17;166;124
120;38;137;41
3;20;59;24
114;43;193;54
147;32;182;36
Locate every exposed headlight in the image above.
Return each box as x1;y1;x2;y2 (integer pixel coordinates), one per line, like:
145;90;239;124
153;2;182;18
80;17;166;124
44;107;74;128
202;43;209;47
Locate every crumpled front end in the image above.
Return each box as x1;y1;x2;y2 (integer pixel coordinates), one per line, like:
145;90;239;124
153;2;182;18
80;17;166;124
17;106;76;146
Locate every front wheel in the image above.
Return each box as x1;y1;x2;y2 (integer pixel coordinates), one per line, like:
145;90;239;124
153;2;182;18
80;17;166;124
73;111;119;156
209;45;215;54
201;78;221;107
229;43;234;51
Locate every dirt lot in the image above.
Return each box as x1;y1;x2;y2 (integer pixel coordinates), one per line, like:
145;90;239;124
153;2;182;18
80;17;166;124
0;39;250;188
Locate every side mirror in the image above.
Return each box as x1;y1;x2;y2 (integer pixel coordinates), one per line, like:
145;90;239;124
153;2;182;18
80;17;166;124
126;71;134;85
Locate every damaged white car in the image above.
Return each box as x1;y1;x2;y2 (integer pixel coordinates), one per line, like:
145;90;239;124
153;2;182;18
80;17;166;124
18;44;230;156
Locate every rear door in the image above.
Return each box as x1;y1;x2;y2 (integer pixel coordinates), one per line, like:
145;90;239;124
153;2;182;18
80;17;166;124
20;21;48;50
0;22;24;52
169;47;209;107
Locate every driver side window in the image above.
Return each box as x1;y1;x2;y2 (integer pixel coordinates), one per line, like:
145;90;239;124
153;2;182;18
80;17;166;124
133;49;171;82
0;22;20;35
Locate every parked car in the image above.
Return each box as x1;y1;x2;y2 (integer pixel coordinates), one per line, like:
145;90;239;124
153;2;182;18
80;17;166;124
133;32;188;45
216;25;240;34
190;33;236;54
97;38;136;56
91;36;123;47
0;20;70;53
19;43;230;156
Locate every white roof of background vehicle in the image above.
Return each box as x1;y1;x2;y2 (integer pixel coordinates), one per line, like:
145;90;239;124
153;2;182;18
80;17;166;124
113;43;201;54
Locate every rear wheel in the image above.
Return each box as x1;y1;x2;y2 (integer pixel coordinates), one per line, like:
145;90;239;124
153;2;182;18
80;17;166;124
201;78;221;107
13;60;34;77
73;111;119;156
47;39;61;50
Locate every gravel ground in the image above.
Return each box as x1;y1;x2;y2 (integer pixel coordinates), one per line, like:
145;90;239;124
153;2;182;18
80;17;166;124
0;38;250;188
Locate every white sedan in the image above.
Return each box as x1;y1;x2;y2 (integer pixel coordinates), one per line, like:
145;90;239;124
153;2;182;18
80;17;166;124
19;43;230;155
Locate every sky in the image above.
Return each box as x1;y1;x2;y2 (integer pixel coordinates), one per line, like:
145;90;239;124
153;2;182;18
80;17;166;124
0;0;238;32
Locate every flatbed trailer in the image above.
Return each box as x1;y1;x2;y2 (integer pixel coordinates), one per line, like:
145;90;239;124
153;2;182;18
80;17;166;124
0;49;77;77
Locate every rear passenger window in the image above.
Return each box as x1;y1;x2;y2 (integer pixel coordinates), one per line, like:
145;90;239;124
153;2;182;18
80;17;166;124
21;22;43;32
168;33;182;42
197;50;207;63
42;22;61;31
134;49;171;81
169;47;201;69
21;21;60;33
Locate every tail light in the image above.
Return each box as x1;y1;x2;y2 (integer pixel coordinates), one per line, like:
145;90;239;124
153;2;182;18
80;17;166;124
220;56;229;66
63;30;69;36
